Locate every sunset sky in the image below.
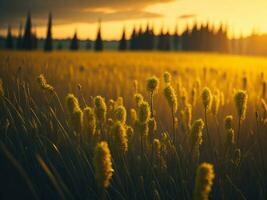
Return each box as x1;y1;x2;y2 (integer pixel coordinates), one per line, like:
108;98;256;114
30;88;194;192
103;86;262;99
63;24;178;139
0;0;267;40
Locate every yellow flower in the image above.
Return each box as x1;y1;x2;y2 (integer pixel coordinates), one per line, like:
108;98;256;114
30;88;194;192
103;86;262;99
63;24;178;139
93;141;114;188
194;163;215;200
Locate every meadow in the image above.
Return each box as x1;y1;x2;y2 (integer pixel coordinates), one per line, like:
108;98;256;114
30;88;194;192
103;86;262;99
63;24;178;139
0;51;266;200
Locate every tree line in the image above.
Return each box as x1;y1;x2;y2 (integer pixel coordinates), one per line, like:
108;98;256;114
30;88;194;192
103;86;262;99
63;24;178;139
3;12;267;55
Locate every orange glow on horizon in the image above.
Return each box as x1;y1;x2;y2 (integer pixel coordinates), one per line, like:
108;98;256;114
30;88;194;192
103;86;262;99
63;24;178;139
1;0;267;40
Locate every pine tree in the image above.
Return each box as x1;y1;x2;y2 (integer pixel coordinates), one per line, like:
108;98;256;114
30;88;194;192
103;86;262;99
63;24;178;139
44;12;53;51
173;24;180;51
23;12;33;50
5;25;14;50
130;26;137;50
16;22;23;50
70;31;79;50
157;27;164;51
148;24;155;50
94;20;103;51
182;24;190;51
118;27;127;51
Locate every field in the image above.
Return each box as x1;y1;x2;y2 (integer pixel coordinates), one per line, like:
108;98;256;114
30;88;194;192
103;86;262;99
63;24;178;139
0;51;267;200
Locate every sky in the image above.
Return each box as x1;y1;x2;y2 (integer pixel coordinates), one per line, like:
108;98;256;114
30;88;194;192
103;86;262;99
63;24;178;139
0;0;267;40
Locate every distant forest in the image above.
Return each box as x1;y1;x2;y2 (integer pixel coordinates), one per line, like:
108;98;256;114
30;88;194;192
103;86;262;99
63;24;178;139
2;12;267;56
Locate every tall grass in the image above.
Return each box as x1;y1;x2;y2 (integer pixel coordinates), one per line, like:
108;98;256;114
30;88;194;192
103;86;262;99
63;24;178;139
0;51;266;199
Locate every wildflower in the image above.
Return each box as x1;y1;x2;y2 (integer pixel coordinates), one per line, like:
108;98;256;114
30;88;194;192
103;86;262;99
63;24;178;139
93;141;114;188
201;87;212;110
224;115;233;130
126;126;134;138
163;84;178;113
193;163;215;200
71;107;83;134
146;76;159;93
163;71;171;84
181;104;192;132
83;107;96;137
94;96;107;123
138;101;150;124
134;93;143;106
190;119;204;147
65;93;79;114
112;121;128;154
37;74;54;94
234;90;248;121
114;105;127;124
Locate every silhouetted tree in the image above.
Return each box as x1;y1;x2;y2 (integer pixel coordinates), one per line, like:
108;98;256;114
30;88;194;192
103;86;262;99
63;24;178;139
130;27;137;50
5;25;14;50
118;27;127;51
16;22;23;50
23;12;33;50
137;26;144;50
163;30;171;51
70;31;79;50
181;24;190;51
173;24;180;50
44;12;53;51
94;20;103;51
157;27;164;50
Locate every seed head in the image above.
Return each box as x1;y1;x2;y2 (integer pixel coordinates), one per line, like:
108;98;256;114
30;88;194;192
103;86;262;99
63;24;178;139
163;85;178;113
93;141;114;188
190;119;204;147
201;87;212;110
71;107;83;133
146;76;159;93
112;121;128;154
134;93;143;106
65;93;79;113
94;96;107;122
193;163;215;200
83;107;96;137
234;90;248;121
114;105;127;124
148;118;157;133
163;71;171;84
224;115;233;130
126;126;134;138
135;120;149;137
37;74;54;94
138;101;151;124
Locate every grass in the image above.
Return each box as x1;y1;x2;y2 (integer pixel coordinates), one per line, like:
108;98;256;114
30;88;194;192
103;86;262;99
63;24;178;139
0;51;267;200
